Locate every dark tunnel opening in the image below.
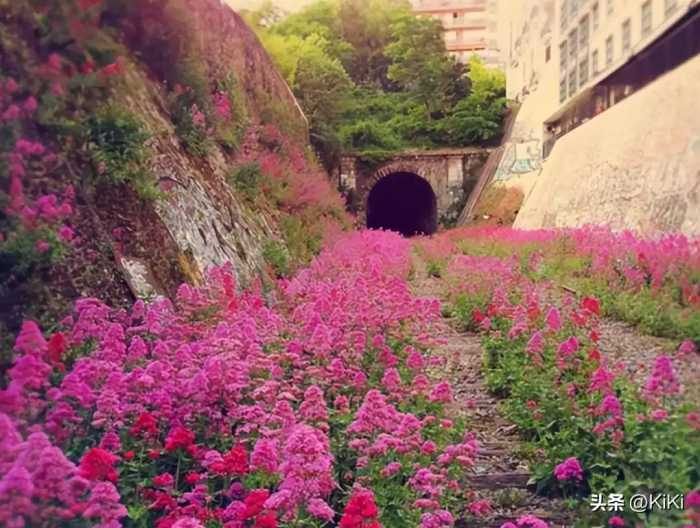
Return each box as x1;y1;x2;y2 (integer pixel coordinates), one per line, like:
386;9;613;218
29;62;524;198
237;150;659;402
366;172;438;237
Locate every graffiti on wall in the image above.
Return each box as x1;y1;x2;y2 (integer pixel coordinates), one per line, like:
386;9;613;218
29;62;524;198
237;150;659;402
494;139;542;180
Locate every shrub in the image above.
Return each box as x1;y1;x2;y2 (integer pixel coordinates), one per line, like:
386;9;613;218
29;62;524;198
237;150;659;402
215;72;248;151
227;162;263;202
169;90;212;156
262;239;290;277
86;106;156;199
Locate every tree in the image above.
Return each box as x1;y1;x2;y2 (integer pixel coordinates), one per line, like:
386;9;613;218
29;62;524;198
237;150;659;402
338;0;410;87
444;56;506;144
291;37;353;129
385;14;468;114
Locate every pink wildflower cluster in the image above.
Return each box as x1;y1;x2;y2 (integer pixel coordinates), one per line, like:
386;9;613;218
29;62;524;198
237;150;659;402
1;79;75;248
0;230;476;526
213;91;232;120
240;125;346;214
421;225;698;524
553;457;584;482
500;515;550;528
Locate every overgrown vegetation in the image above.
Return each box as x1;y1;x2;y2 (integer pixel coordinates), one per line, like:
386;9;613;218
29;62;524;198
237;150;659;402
87;106;156;199
414;226;700;526
244;0;507;171
227;161;263;202
262;238;290;277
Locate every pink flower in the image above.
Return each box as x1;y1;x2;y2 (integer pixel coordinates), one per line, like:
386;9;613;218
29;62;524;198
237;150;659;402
79;448;119;482
686;412;700;430
58;225;75;242
608;516;625;526
515;515;549;528
557;336;579;358
152;473;174;487
83;482;128;525
21;96;38;114
250;438;279;473
469;499;492;516
650;409;668;422
685;490;700;508
35;240;50;253
677;339;697;358
429;382;453;403
553;457;584;482
545;307;561;332
164;426;195;452
307;498;334;521
581;296;600;316
380;462;401;477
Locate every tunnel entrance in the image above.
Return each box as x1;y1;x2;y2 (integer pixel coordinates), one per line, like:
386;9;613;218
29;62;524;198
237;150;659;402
366;172;438;237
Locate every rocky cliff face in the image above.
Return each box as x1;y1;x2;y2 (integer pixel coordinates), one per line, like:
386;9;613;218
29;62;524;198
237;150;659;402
0;0;347;362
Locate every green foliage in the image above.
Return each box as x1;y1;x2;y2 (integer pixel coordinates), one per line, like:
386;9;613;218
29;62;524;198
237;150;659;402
280;213;323;267
227;162;263;202
216;72;249;151
249;0;507;173
386;14;468;114
169;90;211;156
262;239;290;278
481;328;699;525
339;119;401;152
87;106;157;199
442;57;507;143
425;259;444;278
292;37;353;130
0;226;65;279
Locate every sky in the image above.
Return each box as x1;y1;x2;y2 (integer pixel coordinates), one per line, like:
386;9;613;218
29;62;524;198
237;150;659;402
225;0;314;12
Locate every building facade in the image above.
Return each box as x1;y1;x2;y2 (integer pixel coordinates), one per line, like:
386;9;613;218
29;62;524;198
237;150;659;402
411;0;501;66
547;0;699;149
492;0;700;235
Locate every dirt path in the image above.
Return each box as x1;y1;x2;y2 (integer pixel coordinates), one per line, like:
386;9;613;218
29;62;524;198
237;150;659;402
410;255;573;527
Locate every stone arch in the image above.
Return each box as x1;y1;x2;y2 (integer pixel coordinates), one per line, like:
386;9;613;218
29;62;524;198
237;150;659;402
366;160;436;193
366;167;438;237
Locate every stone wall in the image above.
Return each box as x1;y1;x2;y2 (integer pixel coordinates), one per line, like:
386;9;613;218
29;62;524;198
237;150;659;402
515;53;700;235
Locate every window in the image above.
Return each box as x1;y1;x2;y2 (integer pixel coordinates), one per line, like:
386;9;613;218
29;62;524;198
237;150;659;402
560;40;568;70
560;76;568;102
569;28;578;60
622;19;631;53
579;15;589;49
665;0;677;18
568;67;578;97
592;2;600;30
607;0;613;16
579;56;589;85
606;35;614;65
642;1;652;36
546;45;552;63
592;49;599;73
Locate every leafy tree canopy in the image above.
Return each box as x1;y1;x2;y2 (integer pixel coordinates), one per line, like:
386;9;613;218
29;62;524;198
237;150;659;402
243;0;507;169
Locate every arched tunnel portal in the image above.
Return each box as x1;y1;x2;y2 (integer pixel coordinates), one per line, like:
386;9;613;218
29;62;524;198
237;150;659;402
366;172;438;237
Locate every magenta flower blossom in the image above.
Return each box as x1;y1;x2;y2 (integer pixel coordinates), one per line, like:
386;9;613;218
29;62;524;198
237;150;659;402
545;308;562;332
307;497;335;521
553;457;584;481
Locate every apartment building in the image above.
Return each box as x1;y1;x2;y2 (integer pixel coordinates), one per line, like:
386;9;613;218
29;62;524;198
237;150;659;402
548;0;700;149
495;0;700;235
412;0;501;66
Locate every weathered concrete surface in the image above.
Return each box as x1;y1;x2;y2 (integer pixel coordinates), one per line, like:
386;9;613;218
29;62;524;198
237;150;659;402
515;53;700;235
